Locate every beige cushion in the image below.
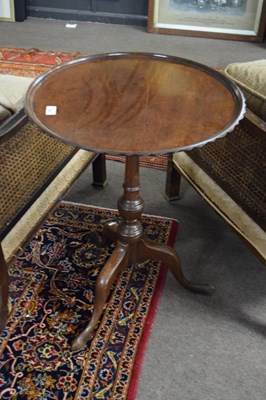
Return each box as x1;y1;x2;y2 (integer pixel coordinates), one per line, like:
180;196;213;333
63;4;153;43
0;75;34;113
0;105;12;122
224;60;266;121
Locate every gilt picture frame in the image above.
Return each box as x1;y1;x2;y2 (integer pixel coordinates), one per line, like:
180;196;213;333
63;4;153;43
147;0;266;42
0;0;15;22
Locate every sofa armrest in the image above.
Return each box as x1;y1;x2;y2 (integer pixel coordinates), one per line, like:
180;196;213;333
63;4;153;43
0;111;107;332
166;109;266;263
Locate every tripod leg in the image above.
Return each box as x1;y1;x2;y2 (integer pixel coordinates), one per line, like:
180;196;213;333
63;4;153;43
139;238;215;295
72;240;129;351
86;221;118;248
102;221;118;245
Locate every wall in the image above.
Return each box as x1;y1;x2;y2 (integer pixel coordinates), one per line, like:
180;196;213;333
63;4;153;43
26;0;149;26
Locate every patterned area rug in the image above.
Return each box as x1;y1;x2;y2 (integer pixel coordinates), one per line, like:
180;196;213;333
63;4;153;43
0;201;178;399
0;47;168;171
0;46;81;77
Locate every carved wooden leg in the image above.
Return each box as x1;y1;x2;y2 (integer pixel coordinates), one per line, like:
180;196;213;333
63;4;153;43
165;154;181;201
92;153;107;188
102;221;118;245
139;238;215;295
72;240;129;351
87;221;118;248
0;245;8;332
72;154;214;351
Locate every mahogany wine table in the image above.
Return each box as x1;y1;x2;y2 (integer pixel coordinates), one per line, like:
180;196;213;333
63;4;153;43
25;52;245;351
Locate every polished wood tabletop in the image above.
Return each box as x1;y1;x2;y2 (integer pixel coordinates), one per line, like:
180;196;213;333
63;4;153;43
25;52;245;155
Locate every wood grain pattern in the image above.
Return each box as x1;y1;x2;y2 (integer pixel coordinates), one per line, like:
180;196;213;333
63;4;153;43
25;52;245;155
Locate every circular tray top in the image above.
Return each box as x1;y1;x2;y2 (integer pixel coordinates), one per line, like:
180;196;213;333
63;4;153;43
25;52;245;155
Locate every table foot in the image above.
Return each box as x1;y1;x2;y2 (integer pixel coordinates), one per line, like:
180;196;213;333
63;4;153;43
139;238;215;296
71;240;129;352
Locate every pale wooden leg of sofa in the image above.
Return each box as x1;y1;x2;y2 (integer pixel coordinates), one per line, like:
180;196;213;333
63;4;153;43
165;154;181;201
92;154;107;188
0;245;8;332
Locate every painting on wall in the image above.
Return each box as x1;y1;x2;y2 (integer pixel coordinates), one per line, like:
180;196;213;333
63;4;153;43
148;0;266;41
0;0;15;22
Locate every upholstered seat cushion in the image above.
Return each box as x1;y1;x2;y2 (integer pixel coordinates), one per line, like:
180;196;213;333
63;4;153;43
224;60;266;121
0;75;33;119
0;105;12;122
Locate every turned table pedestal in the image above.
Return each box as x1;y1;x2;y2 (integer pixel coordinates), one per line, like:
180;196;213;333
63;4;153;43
25;52;245;351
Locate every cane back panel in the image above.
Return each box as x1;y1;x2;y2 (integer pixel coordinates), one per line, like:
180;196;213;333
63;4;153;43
188;118;266;231
0;121;76;240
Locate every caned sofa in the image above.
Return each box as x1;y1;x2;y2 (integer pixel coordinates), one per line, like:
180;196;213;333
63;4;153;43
0;74;106;331
165;60;266;263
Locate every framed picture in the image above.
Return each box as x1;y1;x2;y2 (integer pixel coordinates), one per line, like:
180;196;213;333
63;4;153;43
0;0;15;22
148;0;266;42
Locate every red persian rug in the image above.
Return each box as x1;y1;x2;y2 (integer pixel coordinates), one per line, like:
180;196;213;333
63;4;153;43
0;47;168;171
0;201;178;399
0;46;81;77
